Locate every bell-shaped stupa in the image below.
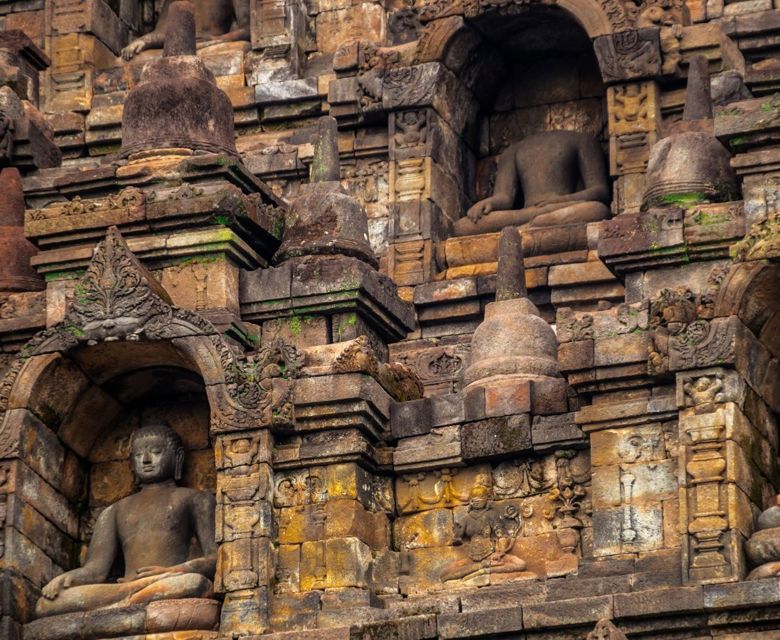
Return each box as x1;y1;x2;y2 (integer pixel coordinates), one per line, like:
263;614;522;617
463;226;560;390
275;116;377;267
119;1;237;159
643;56;736;209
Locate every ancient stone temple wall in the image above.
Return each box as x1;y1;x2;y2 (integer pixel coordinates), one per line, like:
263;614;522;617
1;0;780;638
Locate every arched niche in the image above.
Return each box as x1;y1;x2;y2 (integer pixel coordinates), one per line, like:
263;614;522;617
465;9;606;207
716;261;780;422
415;6;608;229
1;344;214;577
0;226;300;633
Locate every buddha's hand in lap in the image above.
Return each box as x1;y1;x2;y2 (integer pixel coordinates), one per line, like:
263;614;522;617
41;573;74;600
121;39;147;61
467;199;494;223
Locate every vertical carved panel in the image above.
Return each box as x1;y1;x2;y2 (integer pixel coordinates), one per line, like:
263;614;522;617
607;81;660;177
679;406;733;582
215;430;274;635
676;373;764;585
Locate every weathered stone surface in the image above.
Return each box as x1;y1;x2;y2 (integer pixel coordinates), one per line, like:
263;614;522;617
461;415;532;460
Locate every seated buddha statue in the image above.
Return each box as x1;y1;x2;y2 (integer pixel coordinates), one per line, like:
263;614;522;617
746;495;780;580
453;130;610;237
35;422;216;618
121;0;249;60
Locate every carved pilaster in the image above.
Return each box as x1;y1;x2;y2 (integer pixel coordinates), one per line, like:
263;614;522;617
215;430;275;635
677;369;772;584
607;81;661;214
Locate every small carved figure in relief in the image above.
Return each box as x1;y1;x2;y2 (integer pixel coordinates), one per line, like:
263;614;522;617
453;130;610;237
121;0;249;60
35;422;216;617
440;486;530;582
684;375;724;407
746;495;780;580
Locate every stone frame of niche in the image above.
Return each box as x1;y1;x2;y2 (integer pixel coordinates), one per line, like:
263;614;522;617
0;226;299;636
383;0;679;285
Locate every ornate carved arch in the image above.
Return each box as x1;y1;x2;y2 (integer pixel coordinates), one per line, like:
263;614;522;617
0;226;302;458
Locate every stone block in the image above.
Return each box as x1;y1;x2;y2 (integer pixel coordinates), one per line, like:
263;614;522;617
393;509;455;549
522;594;613;629
89;460;134;506
220;587;269;636
300;537;371;590
0;409;64;492
591;504;664;555
439;607;523;639
275;544;301;593
372;548;400;594
591;459;677;508
8;353;89;429
703;578;780;610
613;585;704;618
217;536;272;591
430;393;466;427
558;339;594;372
161;258;240;316
7;461;79;538
461;415;532;460
546;574;632;602
391;397;432;439
3;528;59;587
316;5;385;54
395;465;490;515
482;379;531;418
590;424;666;467
532;413;586;449
394;425;462;470
255;78;318;105
531;378;568;415
594;333;649;367
5;494;75;570
270;591;320;630
263;315;330;349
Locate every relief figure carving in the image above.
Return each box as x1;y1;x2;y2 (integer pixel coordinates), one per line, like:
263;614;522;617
440;486;532;582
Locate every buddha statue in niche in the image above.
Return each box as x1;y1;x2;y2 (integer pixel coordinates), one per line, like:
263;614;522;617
35;422;216;618
453;130;610;237
121;0;249;60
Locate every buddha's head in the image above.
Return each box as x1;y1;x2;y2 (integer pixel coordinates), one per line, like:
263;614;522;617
130;421;184;484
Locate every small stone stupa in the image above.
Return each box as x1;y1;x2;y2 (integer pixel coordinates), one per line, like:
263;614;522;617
119;0;237;159
642;56;736;209
463;226;560;391
274;115;377;267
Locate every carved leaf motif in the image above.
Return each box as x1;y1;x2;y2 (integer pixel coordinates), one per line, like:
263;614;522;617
66;226;172;344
